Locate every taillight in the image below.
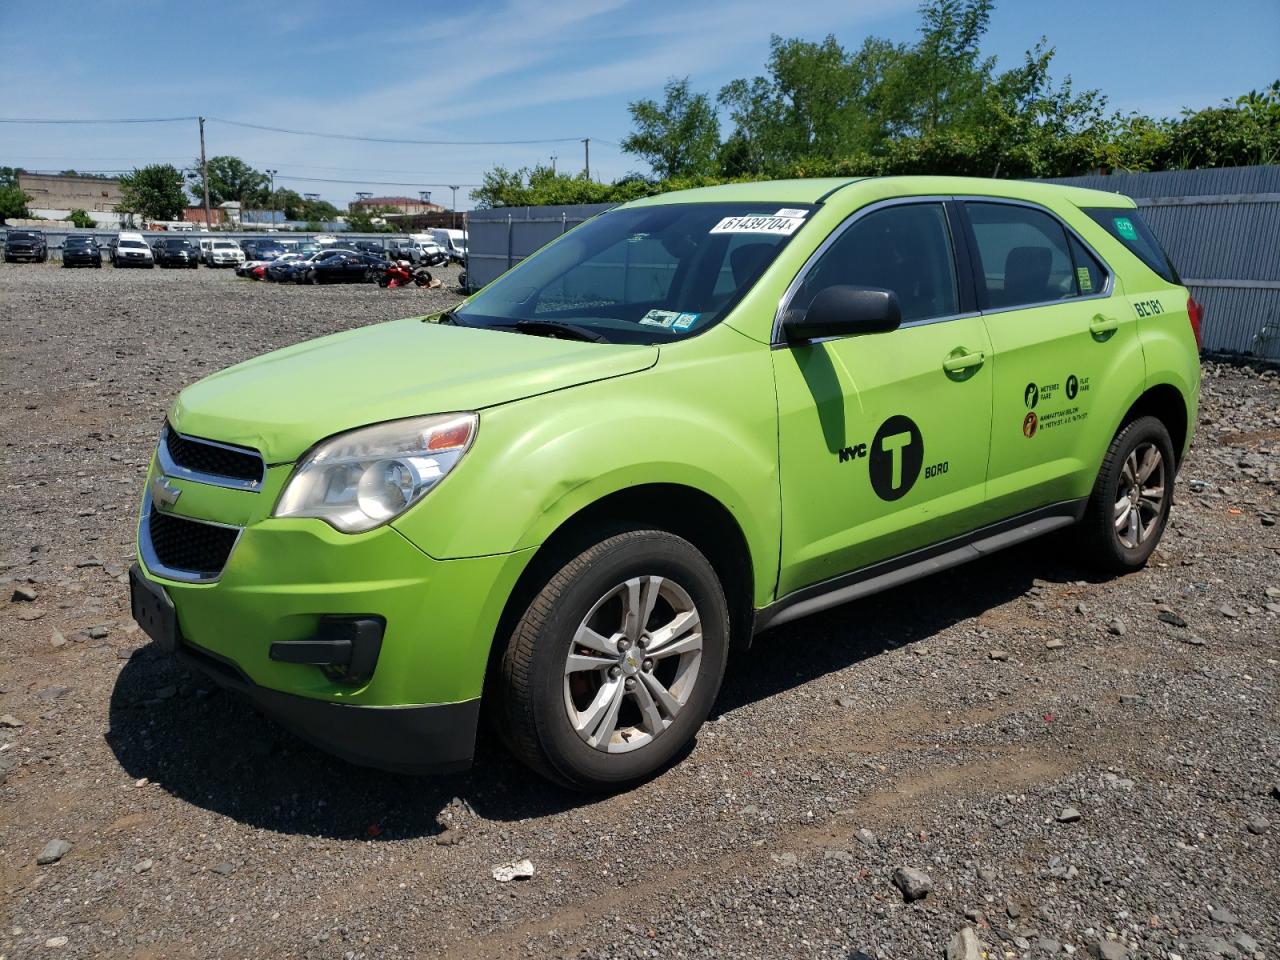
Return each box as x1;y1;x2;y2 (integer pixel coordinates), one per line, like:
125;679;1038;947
1187;296;1204;350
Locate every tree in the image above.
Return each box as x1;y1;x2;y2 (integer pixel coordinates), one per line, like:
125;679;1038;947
621;77;721;179
118;165;187;221
0;167;31;222
188;156;270;208
272;188;339;223
67;209;96;228
345;204;399;233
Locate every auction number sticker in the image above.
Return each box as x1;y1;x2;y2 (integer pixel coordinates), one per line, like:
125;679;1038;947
710;214;805;236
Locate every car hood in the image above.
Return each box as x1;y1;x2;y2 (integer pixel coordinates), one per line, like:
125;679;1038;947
168;317;659;462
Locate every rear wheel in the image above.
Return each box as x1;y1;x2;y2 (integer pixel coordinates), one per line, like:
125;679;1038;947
1079;415;1176;574
496;529;729;791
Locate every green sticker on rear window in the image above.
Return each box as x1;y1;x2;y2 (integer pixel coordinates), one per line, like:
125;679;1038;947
1114;216;1137;241
1077;267;1093;292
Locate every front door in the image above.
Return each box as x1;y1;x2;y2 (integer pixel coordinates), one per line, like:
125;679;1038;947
773;199;994;596
961;200;1146;521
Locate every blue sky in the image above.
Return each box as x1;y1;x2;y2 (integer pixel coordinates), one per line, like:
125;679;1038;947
1;0;1276;207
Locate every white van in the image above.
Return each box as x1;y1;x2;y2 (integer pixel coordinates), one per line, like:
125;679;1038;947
429;228;467;264
201;238;245;267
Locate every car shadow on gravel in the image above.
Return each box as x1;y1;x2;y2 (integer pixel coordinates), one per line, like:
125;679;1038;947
105;534;1091;839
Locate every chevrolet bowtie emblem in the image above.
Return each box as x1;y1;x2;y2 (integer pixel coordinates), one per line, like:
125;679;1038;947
151;474;182;510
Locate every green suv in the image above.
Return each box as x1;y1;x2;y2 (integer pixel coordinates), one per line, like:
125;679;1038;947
129;176;1201;790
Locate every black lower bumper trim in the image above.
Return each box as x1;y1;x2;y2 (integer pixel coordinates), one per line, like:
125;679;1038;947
177;640;479;775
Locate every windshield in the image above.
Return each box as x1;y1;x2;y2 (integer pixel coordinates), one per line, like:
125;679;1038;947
120;240;146;249
456;202;810;344
7;232;37;240
213;241;237;249
66;237;95;246
163;239;192;249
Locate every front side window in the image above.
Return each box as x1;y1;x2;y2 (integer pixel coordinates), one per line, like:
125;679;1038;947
966;202;1078;310
786;202;959;325
456;202;813;344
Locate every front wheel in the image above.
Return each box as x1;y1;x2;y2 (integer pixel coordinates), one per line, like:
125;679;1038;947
1079;415;1176;574
496;529;730;791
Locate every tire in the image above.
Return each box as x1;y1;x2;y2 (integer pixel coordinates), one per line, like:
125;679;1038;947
496;529;730;791
1079;415;1176;574
95;261;102;268
377;274;392;288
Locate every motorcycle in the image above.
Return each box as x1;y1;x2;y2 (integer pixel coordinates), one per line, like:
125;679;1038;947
377;260;441;289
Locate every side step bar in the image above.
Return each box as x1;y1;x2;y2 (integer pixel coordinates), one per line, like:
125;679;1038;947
754;500;1086;633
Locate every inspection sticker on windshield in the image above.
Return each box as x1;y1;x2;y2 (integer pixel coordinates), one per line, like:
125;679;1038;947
640;309;680;328
774;208;808;218
710;214;805;236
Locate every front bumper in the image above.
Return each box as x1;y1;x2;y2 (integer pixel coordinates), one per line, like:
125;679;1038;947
131;457;534;772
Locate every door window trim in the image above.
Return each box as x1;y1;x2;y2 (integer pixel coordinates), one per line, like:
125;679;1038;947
954;195;1115;317
771;195;978;347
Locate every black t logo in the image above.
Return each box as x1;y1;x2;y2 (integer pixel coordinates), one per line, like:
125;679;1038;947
1024;382;1039;408
869;415;923;501
1066;375;1078;399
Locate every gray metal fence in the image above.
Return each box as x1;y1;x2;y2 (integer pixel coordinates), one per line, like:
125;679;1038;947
1044;166;1280;357
465;204;616;291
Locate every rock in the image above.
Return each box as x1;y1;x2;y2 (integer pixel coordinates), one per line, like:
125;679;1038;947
1108;619;1126;636
16;607;45;621
1245;815;1270;835
492;858;535;882
1262;515;1276;527
87;625;108;639
0;714;23;728
836;696;855;708
45;937;69;949
1038;939;1063;955
1005;898;1022;918
435;828;463;846
133;858;153;874
1089;940;1128;960
49;629;66;648
976;864;996;882
1156;607;1187;627
891;865;932;902
1189;934;1239;956
10;586;38;602
37;838;72;865
1233;932;1259;953
35;686;70;701
1209;906;1238;925
1119;694;1146;706
946;927;982;960
1057;807;1082;823
1045;639;1065;650
1075;602;1090;615
988;650;1010;662
1178;634;1207;646
855;828;878;848
210;861;235;875
1217;604;1240;618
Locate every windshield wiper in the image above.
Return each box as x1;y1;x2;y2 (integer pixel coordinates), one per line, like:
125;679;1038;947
514;319;609;343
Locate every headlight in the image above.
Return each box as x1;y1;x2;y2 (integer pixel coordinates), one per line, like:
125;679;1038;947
274;413;477;533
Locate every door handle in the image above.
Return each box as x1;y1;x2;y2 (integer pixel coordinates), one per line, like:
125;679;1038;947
942;350;985;374
1090;314;1120;336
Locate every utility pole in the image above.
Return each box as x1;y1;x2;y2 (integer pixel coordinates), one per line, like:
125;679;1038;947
550;153;557;175
449;185;459;229
198;117;212;229
266;169;277;226
582;138;590;180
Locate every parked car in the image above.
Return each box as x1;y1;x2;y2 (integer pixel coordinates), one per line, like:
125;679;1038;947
268;249;347;283
389;236;448;265
240;238;287;263
111;232;155;268
307;250;389;284
60;235;102;268
350;239;386;256
4;229;48;263
155;237;201;269
129;176;1201;790
201;239;245;268
430;228;467;264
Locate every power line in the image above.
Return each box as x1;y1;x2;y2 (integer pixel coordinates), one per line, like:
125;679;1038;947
0;116;196;124
204;116;591;146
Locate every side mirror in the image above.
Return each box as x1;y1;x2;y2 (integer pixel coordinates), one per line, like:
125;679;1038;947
784;285;902;342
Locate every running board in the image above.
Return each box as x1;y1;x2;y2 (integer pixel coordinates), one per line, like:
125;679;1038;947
754;500;1085;633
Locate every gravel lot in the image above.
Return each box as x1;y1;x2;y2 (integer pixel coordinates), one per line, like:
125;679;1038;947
1;263;1277;960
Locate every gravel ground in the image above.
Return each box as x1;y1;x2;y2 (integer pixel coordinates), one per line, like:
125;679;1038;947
1;263;1277;960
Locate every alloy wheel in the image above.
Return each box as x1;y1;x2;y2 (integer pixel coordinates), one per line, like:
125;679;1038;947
1114;441;1166;549
562;575;703;754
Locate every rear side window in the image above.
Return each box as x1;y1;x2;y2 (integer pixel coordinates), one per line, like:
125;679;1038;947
791;202;959;324
965;202;1077;309
1081;207;1179;284
1068;236;1107;296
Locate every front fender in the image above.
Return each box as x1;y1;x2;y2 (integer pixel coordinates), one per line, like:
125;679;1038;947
392;328;781;606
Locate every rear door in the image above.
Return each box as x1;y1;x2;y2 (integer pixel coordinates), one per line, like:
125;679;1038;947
773;198;994;595
962;199;1145;521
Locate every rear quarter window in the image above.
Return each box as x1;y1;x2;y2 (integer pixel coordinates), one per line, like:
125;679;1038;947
1081;207;1180;284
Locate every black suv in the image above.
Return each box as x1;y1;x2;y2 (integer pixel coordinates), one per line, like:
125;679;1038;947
4;230;48;263
61;235;102;268
155;237;201;269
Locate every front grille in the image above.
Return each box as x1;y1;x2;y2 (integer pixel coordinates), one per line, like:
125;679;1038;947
146;507;240;579
162;426;265;487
